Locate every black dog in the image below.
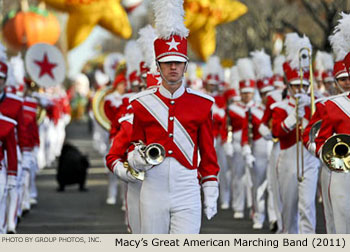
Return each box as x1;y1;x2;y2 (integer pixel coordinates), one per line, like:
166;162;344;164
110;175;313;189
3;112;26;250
57;143;90;192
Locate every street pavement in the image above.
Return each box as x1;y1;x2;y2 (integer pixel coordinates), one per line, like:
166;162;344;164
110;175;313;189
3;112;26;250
16;121;326;234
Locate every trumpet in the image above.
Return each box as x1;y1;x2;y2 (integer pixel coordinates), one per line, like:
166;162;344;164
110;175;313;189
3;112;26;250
321;134;350;173
295;47;314;182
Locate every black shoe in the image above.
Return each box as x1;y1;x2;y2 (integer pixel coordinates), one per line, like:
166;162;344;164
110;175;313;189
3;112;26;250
269;221;278;233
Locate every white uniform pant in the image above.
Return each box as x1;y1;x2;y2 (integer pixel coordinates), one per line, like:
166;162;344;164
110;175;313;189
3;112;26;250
126;180;142;234
0;166;7;234
267;142;282;232
329;172;350;233
216;138;231;207
319;164;335;233
251;138;271;225
230;148;246;213
140;157;201;234
277;145;319;233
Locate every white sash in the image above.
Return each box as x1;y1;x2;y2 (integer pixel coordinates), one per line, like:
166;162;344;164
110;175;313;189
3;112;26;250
331;96;350;118
136;94;194;166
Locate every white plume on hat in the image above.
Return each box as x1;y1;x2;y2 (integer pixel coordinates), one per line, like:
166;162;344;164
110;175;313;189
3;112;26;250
273;55;285;76
321;52;334;71
203;56;223;81
186;62;198;81
315;51;325;75
124;40;142;77
329;12;350;61
250;49;273;79
229;66;240;89
5;63;16;87
137;25;157;74
0;41;7;62
285;33;312;69
9;53;25;86
237;58;255;81
94;69;109;87
153;0;189;39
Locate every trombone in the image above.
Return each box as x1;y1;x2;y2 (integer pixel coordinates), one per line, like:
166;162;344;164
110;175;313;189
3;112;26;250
295;47;314;182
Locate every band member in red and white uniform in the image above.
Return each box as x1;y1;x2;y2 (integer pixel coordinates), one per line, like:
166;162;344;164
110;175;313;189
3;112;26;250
314;13;350;233
126;0;219;233
239;49;275;230
202;56;230;209
257;54;286;233
271;33;319;233
0;56;19;234
226;59;255;219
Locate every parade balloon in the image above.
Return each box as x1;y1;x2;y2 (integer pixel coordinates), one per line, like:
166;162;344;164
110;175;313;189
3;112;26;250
184;0;248;61
2;6;60;51
42;0;132;50
25;43;66;87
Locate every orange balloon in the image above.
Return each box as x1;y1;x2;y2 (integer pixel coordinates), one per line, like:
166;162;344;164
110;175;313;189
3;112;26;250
2;9;61;51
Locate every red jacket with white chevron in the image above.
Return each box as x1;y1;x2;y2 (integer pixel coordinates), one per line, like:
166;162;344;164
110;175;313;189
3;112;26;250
130;84;219;183
0;115;18;176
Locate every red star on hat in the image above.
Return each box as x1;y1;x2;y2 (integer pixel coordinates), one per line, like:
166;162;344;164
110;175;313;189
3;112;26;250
166;37;180;51
34;52;57;80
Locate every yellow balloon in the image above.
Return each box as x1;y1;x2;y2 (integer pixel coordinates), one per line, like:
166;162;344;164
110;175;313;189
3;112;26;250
43;0;132;50
184;0;247;61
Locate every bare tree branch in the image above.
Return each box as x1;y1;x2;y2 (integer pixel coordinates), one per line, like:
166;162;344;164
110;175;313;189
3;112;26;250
301;0;328;31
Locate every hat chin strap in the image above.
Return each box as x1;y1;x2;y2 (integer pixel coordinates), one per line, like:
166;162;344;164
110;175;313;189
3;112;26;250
156;61;188;86
335;79;345;93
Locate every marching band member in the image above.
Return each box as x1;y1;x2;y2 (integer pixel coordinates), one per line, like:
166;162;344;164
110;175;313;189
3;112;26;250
314;12;350;233
257;54;286;233
240;49;275;230
202;56;229;209
271;33;319;233
126;0;219;233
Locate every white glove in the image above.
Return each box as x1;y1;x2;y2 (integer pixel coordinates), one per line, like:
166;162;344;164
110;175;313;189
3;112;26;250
127;146;153;172
202;181;219;220
223;142;234;157
245;154;256;169
112;161;138;183
258;124;273;141
283;113;297;130
7;175;17;190
295;93;311;107
242;145;252;156
328;157;345;170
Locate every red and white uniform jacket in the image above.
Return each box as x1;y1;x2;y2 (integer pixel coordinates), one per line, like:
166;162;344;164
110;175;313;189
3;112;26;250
130;84;219;183
22;97;40;151
315;93;350;156
0;115;18;176
241;103;265;146
211;94;227;141
109;92;135;140
302;95;335;155
258;89;282;139
271;97;311;150
0;92;26;151
105;114;133;173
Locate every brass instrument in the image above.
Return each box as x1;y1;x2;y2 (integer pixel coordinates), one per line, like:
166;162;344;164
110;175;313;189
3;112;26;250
126;141;166;180
295;47;313;182
135;140;166;166
321;134;350;172
92;85;114;131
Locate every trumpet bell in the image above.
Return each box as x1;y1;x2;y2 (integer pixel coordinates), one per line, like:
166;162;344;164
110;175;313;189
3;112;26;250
92;86;114;131
144;143;166;165
322;134;350;172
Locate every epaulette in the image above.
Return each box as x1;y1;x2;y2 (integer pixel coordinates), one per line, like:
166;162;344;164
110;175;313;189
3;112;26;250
129;87;158;102
118;114;134;124
5;93;24;103
186;88;214;103
270;99;288;110
317;92;348;103
24;96;38;103
228;104;246;118
0;114;17;126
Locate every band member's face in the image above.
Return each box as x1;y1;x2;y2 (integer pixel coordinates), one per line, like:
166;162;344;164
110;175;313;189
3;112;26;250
206;83;218;93
116;81;126;94
289;84;308;96
323;81;337;95
159;61;186;84
241;92;254;104
0;77;6;92
336;76;350;92
259;91;268;105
